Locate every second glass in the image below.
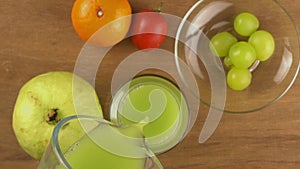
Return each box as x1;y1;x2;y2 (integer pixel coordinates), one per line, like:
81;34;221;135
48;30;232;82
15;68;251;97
38;115;163;169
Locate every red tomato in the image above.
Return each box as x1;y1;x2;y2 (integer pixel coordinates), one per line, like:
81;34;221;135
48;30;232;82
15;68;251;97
130;9;168;50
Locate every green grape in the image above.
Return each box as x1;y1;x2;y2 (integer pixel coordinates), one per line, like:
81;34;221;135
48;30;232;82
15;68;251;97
248;30;275;61
224;56;233;68
227;67;252;91
229;41;257;69
234;12;259;37
209;32;238;57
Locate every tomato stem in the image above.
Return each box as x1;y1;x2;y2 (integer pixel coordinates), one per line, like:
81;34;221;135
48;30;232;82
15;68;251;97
155;2;164;12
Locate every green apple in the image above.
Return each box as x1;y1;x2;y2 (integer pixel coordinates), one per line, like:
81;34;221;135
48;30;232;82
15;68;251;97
12;71;103;159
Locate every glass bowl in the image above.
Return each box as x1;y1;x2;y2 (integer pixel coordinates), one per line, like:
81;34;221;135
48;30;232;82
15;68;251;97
175;0;300;113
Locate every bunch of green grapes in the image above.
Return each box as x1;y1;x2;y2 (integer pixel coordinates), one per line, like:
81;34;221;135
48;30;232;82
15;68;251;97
209;12;275;91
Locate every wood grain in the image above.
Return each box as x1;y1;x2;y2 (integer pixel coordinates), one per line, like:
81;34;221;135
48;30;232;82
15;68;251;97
1;0;300;168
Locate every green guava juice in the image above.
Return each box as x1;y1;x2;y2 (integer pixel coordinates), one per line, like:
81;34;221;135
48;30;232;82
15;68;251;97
110;75;189;153
55;123;148;169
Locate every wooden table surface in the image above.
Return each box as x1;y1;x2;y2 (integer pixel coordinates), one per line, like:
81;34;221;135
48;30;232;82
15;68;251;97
1;0;300;168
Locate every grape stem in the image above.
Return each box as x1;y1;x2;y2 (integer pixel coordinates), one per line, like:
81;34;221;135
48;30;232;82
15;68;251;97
249;60;260;72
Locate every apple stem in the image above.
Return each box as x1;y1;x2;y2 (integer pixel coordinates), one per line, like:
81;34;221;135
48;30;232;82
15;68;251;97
46;109;60;124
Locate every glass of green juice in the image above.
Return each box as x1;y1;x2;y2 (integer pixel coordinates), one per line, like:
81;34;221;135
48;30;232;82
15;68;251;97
38;115;163;169
110;75;190;154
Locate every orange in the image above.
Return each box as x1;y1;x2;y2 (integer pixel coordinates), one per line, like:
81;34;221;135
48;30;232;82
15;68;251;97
71;0;132;47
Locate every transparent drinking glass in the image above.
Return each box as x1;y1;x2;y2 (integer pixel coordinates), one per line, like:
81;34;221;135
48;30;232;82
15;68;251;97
38;115;163;169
